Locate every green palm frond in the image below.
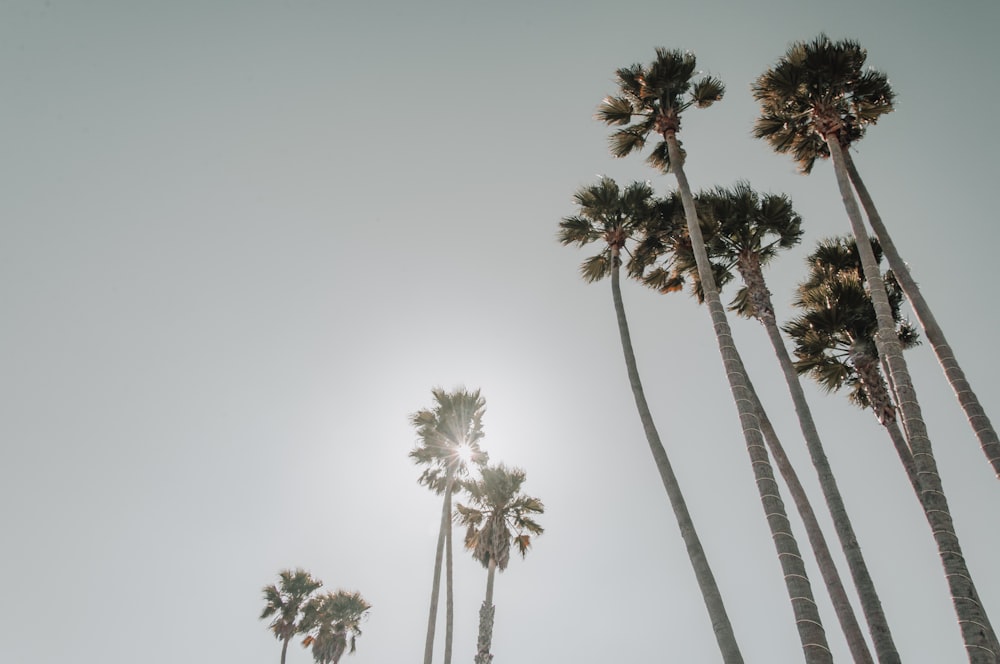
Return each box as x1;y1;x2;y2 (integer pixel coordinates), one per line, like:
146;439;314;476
691;76;725;107
609;127;649;158
594;96;635;126
580;252;612;283
558;215;601;247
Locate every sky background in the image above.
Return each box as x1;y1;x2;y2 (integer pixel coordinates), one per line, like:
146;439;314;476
3;1;999;662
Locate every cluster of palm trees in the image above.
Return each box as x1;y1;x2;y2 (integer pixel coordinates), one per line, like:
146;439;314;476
410;387;544;664
260;568;371;664
560;37;998;663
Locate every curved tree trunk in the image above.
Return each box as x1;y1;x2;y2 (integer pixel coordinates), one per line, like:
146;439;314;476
281;637;290;664
747;277;898;663
666;132;832;663
750;386;875;664
844;151;1000;479
424;468;454;664
474;560;497;664
828;138;999;663
608;247;745;663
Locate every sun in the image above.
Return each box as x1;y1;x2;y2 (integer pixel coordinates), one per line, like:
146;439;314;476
455;443;475;465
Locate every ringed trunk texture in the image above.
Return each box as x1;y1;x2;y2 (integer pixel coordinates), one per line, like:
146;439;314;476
844;151;1000;478
423;468;454;664
666;132;832;663
474;561;497;664
828;138;999;663
753;392;875;664
742;259;899;663
609;251;745;663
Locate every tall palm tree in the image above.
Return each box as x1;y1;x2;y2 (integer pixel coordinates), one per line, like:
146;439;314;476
784;238;921;491
559;176;744;663
705;184;898;662
599;48;832;663
455;464;544;664
843;149;1000;478
260;568;324;664
410;387;488;664
754;36;998;661
640;183;891;663
301;590;371;664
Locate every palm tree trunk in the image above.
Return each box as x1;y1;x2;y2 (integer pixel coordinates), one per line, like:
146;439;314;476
445;479;455;664
281;637;289;664
424;469;454;664
608;247;744;663
750;282;899;663
828;137;999;663
665;132;833;663
752;390;875;664
884;419;919;495
475;560;497;664
844;151;1000;478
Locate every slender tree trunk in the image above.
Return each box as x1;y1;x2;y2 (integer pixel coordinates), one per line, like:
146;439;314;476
424;469;454;664
445;479;455;664
747;276;899;663
751;389;875;664
665;132;832;663
281;637;289;664
608;248;744;663
844;151;1000;478
828;138;999;663
475;561;497;664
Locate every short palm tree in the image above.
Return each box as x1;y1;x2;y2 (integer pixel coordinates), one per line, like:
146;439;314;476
600;48;832;662
410;387;488;664
455;464;544;664
301;590;371;664
754;36;998;661
260;568;323;664
843;150;1000;478
559;177;744;663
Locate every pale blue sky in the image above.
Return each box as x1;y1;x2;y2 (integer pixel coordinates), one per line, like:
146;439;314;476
2;1;998;663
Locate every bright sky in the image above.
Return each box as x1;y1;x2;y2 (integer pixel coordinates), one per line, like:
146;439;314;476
3;1;998;663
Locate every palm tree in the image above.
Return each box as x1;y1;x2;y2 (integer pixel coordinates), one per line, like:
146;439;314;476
599;48;832;663
260;568;323;664
559;177;744;663
410;387;488;664
843;149;1000;478
754;36;998;661
301;590;371;664
455;464;544;664
784;238;921;491
641;183;891;663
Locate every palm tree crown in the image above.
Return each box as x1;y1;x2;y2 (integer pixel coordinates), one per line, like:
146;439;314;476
558;177;656;280
456;464;544;570
260;569;324;664
784;237;918;421
596;48;724;172
301;590;372;664
409;387;488;491
752;34;894;173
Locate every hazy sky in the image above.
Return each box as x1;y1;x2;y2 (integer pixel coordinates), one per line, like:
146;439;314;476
3;1;998;663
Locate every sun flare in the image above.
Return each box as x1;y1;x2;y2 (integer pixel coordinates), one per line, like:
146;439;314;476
455;443;475;465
